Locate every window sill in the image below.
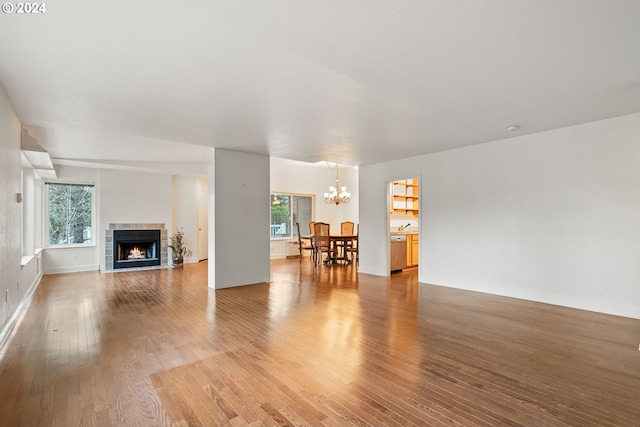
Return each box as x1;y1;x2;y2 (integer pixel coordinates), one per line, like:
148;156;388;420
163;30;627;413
21;255;34;267
45;243;97;250
21;249;43;267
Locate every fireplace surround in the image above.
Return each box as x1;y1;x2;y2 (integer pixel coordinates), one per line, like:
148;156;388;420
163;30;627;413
104;223;168;271
113;229;161;269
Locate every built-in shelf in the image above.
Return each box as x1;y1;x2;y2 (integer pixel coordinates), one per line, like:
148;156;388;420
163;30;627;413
391;178;419;215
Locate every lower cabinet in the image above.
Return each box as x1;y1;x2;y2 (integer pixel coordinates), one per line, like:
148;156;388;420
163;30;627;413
411;234;419;266
405;234;419;268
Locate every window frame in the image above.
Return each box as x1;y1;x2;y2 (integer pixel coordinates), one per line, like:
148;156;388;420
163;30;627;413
270;192;314;240
44;181;96;248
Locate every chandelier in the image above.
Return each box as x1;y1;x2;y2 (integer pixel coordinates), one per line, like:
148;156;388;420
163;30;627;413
324;163;351;206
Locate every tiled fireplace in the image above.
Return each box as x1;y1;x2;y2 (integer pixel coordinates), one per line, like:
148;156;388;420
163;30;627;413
104;223;168;271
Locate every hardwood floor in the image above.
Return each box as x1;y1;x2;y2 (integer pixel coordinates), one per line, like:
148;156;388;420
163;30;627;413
0;259;639;426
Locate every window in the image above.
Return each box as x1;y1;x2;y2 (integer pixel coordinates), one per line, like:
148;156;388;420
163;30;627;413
46;182;94;246
270;193;313;239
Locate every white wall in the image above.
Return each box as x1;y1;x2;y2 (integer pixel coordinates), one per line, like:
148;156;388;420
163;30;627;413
210;149;270;289
195;178;209;261
270;158;359;258
21;165;35;256
20;162;45;255
360;113;640;319
171;175;199;263
99;168;172;270
0;84;39;337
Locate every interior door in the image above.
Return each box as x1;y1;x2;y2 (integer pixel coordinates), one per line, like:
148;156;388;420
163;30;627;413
196;187;208;261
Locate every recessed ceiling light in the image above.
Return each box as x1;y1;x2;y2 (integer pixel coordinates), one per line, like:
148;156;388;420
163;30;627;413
506;125;520;131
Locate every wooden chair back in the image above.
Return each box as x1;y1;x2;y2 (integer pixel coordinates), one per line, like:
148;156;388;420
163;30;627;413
346;223;359;265
341;221;355;236
295;222;315;263
313;222;331;249
295;222;305;247
314;222;335;265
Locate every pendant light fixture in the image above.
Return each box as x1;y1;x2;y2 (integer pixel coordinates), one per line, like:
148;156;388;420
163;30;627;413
324;163;351;206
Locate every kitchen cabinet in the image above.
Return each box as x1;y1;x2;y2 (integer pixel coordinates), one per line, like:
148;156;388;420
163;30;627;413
391;178;419;215
390;233;418;271
405;234;419;267
412;235;419;266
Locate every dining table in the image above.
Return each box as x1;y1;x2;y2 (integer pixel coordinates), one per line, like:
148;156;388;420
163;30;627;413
303;234;357;265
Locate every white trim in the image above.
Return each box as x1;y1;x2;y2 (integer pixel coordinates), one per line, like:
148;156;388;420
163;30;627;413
44;264;100;274
0;263;42;350
44;182;96;248
45;243;97;249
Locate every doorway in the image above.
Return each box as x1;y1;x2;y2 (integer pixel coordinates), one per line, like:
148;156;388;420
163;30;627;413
388;177;420;273
196;180;208;261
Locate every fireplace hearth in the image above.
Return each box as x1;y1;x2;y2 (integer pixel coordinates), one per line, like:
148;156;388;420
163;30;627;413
113;229;161;269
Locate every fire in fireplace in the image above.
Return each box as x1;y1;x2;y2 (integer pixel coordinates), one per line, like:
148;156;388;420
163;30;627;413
127;246;146;259
113;229;161;269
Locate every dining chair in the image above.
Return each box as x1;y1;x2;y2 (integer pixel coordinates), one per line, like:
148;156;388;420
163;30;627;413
313;222;336;265
340;221;355;236
345;223;359;266
308;221;316;236
295;222;315;264
337;221;355;260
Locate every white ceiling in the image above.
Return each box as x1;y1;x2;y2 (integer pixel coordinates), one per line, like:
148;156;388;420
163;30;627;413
1;1;639;175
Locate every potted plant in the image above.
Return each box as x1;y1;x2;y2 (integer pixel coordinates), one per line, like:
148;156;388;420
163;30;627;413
169;228;192;267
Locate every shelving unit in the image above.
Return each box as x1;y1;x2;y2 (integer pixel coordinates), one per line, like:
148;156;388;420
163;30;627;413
391;178;419;215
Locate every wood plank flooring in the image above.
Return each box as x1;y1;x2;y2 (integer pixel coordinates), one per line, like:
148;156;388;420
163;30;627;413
0;259;639;426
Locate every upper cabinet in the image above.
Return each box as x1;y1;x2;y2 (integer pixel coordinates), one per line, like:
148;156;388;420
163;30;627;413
391;178;419;215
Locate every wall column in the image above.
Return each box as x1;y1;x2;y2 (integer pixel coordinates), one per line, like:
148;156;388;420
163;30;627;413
208;149;270;289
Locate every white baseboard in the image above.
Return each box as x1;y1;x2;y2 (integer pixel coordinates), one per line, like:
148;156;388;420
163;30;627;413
0;272;42;349
44;264;100;274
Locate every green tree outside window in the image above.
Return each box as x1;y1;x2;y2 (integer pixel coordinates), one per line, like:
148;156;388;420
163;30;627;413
270;193;312;239
48;183;94;245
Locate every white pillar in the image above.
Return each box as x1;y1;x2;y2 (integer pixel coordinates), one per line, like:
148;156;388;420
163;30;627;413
208;149;270;289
